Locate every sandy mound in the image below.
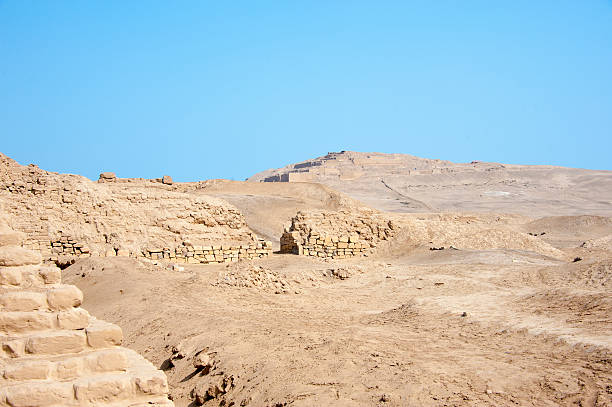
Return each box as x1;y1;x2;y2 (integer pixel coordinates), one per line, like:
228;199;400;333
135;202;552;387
380;213;566;260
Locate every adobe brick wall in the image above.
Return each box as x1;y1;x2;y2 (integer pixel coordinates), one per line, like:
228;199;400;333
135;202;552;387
279;210;396;259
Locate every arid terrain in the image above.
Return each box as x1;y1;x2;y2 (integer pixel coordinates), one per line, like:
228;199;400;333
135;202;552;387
1;151;611;406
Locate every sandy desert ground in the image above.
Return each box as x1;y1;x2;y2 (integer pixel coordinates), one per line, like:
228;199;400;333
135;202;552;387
2;151;612;406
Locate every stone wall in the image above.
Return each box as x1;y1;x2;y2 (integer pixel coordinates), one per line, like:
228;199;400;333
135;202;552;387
279;210;396;259
0;216;174;406
143;240;273;264
280;230;367;259
44;232;273;266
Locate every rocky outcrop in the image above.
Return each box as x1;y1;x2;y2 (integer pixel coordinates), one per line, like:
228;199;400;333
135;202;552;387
0;215;174;406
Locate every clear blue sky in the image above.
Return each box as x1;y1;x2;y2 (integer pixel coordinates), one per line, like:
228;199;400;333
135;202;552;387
1;1;611;181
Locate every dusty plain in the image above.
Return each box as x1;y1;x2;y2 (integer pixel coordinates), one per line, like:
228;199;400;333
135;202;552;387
2;151;612;406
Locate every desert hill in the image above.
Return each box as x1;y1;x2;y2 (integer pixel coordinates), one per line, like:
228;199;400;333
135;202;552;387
248;151;612;216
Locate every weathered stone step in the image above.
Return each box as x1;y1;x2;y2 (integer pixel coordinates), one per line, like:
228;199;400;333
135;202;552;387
1;317;122;358
0;358;170;406
0;284;83;312
0;307;90;334
0;347;131;383
0;264;61;288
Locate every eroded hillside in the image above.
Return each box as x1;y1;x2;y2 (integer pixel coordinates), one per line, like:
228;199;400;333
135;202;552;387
248;151;612;216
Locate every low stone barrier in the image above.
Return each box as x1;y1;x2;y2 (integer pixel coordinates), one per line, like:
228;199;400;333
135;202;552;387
143;240;273;264
281;231;366;259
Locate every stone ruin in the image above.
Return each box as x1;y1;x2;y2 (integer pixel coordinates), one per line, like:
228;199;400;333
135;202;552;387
144;241;272;264
280;210;396;259
0;153;270;266
98;172;173;186
0;217;174;406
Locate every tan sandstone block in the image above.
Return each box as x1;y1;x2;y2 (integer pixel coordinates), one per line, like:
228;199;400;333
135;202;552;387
0;230;25;247
5;381;74;407
25;330;87;355
0;246;41;267
134;369;169;395
84;348;129;373
38;266;61;284
86;320;123;348
0;268;22;285
3;360;52;380
55;356;83;379
0;291;46;311
1;339;25;358
0;311;55;334
47;285;83;310
74;373;133;403
57;307;90;330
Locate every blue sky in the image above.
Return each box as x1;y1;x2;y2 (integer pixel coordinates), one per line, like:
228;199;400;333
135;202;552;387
1;1;611;181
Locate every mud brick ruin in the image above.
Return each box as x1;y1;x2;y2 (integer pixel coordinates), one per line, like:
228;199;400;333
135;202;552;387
280;210;395;259
144;241;273;264
0;154;271;267
0;217;174;406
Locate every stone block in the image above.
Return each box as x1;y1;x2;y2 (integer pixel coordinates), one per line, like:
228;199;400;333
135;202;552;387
55;356;83;379
0;230;25;247
134;369;169;395
25;330;87;355
99;172;117;180
0;291;46;311
0;311;55;334
1;339;25;358
74;373;133;403
86;320;123;348
57;307;90;330
0;246;41;267
3;360;52;380
47;285;83;310
84;348;129;373
0;268;23;286
38;266;61;284
4;381;74;406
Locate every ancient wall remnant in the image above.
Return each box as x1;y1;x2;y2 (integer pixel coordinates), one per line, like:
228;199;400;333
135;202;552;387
280;210;396;259
143;240;272;264
0;153;268;265
0;216;174;406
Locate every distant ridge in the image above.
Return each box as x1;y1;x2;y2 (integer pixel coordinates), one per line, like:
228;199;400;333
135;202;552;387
248;151;612;216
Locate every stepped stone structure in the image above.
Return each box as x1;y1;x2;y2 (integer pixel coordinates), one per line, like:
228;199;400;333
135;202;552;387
0;216;174;406
280;210;396;259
